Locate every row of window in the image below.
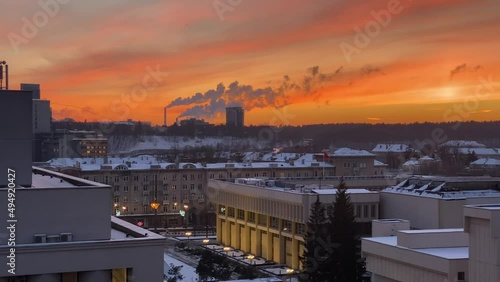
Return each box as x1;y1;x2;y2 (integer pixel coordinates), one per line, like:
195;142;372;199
111;183;204;192
114;193;203;204
344;162;368;168
220;207;305;234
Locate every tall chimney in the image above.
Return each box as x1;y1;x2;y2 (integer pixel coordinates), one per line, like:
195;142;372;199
164;106;167;127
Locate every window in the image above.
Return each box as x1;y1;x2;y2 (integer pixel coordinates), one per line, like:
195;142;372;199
198;174;203;179
245;173;250;178
248;212;255;223
371;205;376;218
133;176;139;181
270;217;279;229
237;209;245;220
262;172;267;177
282;220;292;232
114;197;119;203
173;174;177;181
296;223;305;235
163;206;168;213
227;207;235;217
114;176;120;182
190;175;195;180
458;272;465;281
172;185;177;190
190;184;195;190
218;174;223;179
143;206;148;213
209;174;215;179
123;196;128;202
198;184;203;190
123;186;129;192
172;204;178;210
114;186;119;192
219;205;226;215
134;186;139;192
143;176;148;181
163;195;168;201
258;214;267;226
183;174;187;180
182;185;187;190
123;176;129;181
143;185;148;191
363;205;368;218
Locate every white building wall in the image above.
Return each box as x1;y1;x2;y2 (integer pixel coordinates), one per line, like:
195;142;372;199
468;217;500;282
366;256;447;282
380;193;441;229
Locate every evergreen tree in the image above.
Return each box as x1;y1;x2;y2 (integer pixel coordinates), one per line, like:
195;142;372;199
166;264;184;282
196;250;233;281
300;195;331;282
328;178;366;282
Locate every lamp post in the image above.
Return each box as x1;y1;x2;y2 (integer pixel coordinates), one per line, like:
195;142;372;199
223;246;231;257
113;203;118;215
202;238;210;245
183;204;189;228
246;254;255;265
150;201;160;233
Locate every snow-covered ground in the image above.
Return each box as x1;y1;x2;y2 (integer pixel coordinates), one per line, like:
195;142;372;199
109;135;269;154
164;253;199;282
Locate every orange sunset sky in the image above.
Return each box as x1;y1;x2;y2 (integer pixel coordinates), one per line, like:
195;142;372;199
1;0;499;126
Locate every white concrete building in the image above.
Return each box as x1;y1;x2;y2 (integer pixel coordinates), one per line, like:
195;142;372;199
381;176;500;229
0;89;164;282
363;204;500;282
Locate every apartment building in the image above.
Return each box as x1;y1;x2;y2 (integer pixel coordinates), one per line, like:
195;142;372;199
46;155;337;229
322;148;383;176
208;178;380;269
58;130;108;158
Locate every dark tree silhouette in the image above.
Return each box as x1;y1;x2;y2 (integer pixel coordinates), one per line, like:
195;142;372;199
328;178;366;282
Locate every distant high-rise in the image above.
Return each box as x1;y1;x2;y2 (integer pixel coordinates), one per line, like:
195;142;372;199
226;106;244;127
21;83;41;99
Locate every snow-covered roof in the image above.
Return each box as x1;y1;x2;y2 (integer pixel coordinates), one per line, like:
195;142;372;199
372;144;410;153
47;154;333;171
330;147;375;157
403;159;419;166
439;140;485;148
261;152;299;162
374;160;388;167
471;158;500;166
364;236;468;260
312;188;374;195
457;148;500;156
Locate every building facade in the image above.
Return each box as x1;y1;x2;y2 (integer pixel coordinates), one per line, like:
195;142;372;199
209;178;380;269
226;106;244;127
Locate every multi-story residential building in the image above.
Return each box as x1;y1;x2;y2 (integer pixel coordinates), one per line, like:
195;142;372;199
208;178;380;269
46;155;338;229
380;176;500;229
58;130;108;158
372;143;413;169
320;148;382;176
226;106;244;128
363;204;500;282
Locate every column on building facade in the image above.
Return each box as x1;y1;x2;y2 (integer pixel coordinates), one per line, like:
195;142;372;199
29;274;64;282
235;221;241;249
216;215;222;244
79;270;111;282
291;222;300;269
255;228;262;257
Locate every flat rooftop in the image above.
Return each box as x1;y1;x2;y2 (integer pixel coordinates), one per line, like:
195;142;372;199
364;236;468;260
26;167;108;189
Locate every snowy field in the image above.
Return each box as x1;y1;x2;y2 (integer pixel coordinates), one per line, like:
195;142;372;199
164;253;199;282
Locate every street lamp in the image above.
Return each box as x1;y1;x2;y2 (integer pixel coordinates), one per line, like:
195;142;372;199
150;201;160;233
183;204;189;228
246;254;255;265
223;246;231;257
203;238;210;245
185;231;192;240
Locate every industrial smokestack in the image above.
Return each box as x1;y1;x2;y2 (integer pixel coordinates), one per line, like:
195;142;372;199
163;106;167;127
